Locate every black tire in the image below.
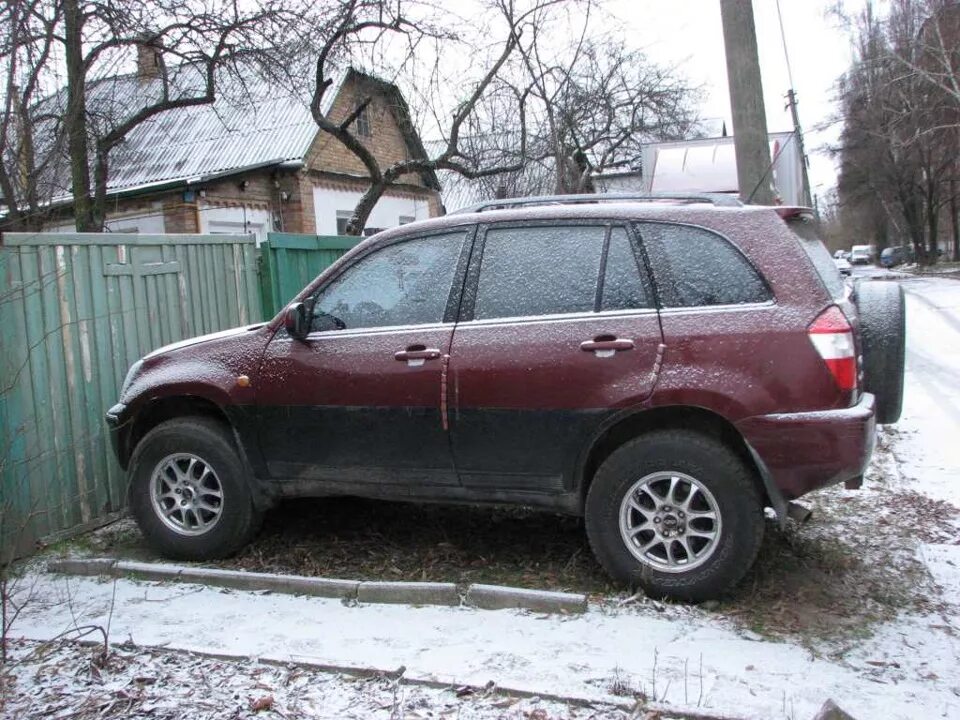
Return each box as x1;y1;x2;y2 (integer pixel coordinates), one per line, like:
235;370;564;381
584;430;764;602
128;416;261;560
857;281;906;424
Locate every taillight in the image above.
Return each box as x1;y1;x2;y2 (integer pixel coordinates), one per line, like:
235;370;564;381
808;306;857;391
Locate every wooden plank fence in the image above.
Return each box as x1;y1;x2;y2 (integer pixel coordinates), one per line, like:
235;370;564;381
0;232;261;555
258;233;359;319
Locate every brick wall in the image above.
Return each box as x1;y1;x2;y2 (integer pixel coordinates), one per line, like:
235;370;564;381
162;199;199;233
287;174;317;235
306;75;432;191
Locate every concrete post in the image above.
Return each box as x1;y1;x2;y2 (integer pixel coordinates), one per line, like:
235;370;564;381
720;0;776;205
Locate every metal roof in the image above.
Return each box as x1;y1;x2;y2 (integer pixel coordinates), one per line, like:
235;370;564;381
106;76;322;191
41;66;343;201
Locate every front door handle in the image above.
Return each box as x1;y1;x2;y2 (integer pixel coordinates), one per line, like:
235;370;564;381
581;336;634;358
395;345;442;366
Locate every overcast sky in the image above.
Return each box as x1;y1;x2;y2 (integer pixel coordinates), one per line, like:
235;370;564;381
604;0;857;204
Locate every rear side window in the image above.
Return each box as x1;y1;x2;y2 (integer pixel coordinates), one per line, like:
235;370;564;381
601;228;654;311
638;222;771;307
474;225;605;320
787;215;846;299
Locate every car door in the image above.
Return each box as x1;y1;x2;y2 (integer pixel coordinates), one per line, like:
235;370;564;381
447;222;665;494
256;228;471;487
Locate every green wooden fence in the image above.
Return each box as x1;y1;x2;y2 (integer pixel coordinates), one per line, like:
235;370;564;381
258;233;359;319
0;232;261;554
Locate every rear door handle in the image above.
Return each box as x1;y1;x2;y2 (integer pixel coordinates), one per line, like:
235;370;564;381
395;346;442;366
581;337;634;358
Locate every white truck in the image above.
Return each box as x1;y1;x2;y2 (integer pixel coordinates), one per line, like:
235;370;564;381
850;244;874;265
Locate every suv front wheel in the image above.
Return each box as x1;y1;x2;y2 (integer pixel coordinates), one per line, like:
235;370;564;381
129;416;261;560
585;430;764;602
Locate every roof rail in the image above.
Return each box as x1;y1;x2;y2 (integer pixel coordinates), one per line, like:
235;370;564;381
449;192;743;214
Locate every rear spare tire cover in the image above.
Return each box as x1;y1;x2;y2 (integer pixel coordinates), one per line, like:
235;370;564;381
857;281;906;424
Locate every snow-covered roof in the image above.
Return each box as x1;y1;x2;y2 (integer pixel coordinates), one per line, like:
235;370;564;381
102;75;330;193
36;66;338;201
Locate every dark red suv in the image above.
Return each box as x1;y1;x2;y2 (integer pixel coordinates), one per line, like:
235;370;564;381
106;194;905;601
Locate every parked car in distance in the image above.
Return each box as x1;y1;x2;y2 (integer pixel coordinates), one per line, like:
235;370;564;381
850;244;874;265
835;256;852;276
833;249;851;260
880;245;912;268
106;194;906;602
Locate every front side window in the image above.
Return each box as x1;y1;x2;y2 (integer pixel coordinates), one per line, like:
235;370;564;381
311;232;464;331
473;225;606;320
638;222;771;307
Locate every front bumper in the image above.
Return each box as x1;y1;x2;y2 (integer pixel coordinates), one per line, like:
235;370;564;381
105;402;131;469
736;393;876;500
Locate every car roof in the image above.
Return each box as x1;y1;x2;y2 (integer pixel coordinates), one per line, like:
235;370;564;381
373;201;782;244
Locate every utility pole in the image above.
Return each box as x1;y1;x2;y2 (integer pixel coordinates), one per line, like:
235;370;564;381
785;89;813;207
720;0;776;205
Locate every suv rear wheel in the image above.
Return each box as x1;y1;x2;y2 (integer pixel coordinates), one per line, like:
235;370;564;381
129;416;261;560
585;430;764;602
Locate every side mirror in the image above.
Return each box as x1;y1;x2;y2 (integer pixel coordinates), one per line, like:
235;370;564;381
284;302;309;341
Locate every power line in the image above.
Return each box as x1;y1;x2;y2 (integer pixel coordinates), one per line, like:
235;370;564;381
774;0;813;208
775;0;797;91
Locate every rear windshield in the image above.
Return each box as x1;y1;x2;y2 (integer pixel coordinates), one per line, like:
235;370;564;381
787;215;846;299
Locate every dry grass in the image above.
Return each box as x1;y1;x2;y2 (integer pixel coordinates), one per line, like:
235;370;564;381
74;435;959;645
85;499;618;595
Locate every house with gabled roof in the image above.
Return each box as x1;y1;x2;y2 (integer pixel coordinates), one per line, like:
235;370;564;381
39;54;442;242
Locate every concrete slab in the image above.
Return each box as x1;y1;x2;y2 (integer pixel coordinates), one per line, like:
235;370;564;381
465;583;587;614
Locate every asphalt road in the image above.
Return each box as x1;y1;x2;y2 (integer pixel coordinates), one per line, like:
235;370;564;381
885;272;960;509
900;273;960;422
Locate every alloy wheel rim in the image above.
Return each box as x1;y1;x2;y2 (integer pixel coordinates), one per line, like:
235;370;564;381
150;453;224;536
618;471;722;573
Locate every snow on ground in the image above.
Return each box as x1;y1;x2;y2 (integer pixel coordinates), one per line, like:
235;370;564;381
920;544;960;600
896;278;960;510
7;568;958;720
5;277;960;720
2;638;649;720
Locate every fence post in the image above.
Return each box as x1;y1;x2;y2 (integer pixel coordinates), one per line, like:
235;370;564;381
257;244;278;321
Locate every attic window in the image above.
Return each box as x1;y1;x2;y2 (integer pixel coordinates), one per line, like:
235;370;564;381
354;104;371;137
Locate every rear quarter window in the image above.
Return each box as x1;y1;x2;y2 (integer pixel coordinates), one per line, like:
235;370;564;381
637;222;771;307
787;215;847;299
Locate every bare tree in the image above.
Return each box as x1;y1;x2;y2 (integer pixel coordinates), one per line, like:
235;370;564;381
0;0;63;230
60;0;305;231
515;33;701;195
307;0;592;235
834;0;959;263
306;0;702;231
443;35;702;203
1;0;307;232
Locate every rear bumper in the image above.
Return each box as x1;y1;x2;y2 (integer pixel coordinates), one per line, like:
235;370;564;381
736;393;876;500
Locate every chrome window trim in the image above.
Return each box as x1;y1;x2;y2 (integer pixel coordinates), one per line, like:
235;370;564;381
657;299;777;315
273;321;455;343
277;300;776;341
454;307;659;331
